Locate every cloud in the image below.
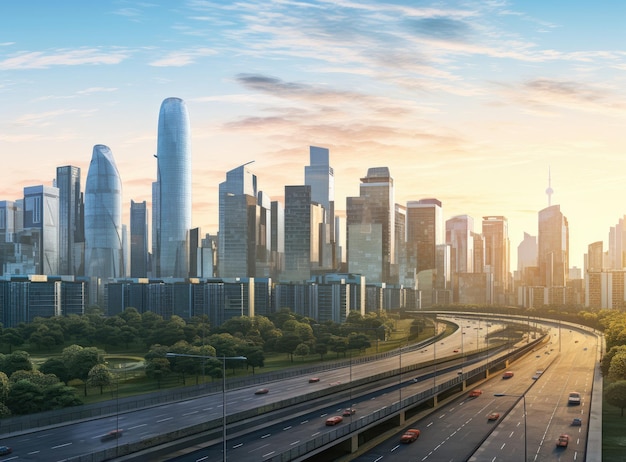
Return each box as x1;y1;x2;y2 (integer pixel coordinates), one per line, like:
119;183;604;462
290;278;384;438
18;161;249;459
148;48;216;67
0;48;129;70
405;17;474;42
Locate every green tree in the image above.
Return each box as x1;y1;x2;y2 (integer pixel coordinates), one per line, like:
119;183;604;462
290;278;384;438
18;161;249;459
39;358;70;383
62;345;102;396
314;342;328;360
0;371;9;403
602;345;626;376
6;379;43;415
42;382;83;410
609;352;626;381
145;357;171;389
87;364;114;394
276;332;302;362
0;328;24;353
294;343;310;360
243;345;265;374
605;380;626;417
1;350;33;376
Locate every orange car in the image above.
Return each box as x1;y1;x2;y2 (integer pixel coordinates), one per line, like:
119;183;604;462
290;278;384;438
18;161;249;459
556;434;569;447
468;389;482;398
400;429;421;443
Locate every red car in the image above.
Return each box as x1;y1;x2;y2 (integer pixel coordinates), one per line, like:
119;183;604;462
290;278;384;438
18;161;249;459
502;371;514;379
325;416;343;426
468;389;482;398
101;429;123;441
342;408;356;416
400;429;421;443
556;434;569;447
488;412;500;421
254;388;269;395
309;377;320;383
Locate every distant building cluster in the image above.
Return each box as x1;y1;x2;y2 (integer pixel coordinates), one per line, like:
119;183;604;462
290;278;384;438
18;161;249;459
1;97;624;327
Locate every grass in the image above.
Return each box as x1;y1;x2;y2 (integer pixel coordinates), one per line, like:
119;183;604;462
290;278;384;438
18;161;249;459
603;400;626;461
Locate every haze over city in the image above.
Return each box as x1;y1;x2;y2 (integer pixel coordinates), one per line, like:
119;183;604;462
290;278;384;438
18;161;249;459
3;1;626;269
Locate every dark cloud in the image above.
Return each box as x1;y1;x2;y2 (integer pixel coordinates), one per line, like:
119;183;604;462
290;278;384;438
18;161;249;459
405;17;473;42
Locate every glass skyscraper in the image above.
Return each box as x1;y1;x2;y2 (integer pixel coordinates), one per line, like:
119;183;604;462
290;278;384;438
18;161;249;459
84;144;123;280
56;165;84;276
155;97;191;278
23;185;60;275
130;200;148;278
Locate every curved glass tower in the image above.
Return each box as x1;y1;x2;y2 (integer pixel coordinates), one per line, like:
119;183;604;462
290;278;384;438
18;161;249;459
155;97;191;277
84;144;123;279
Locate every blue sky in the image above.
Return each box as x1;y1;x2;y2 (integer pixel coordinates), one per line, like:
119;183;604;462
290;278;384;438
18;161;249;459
3;0;626;269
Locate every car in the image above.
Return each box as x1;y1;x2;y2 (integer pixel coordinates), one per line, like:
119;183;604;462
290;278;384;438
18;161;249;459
556;434;570;447
309;377;320;383
488;412;500;421
568;391;581;405
101;429;123;441
400;429;421;443
469;389;482;398
325;416;343;426
254;388;269;395
575;340;579;343
502;371;514;379
0;446;12;455
453;349;459;353
342;407;356;416
572;418;582;426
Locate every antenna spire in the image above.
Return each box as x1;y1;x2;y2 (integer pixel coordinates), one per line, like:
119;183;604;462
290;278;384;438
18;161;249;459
545;167;554;206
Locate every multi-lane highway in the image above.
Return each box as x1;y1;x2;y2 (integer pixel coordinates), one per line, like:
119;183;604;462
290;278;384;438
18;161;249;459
0;316;598;462
349;324;597;462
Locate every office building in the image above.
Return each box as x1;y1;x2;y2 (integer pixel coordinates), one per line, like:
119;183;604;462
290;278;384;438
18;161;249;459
23;185;60;275
406;198;444;275
84;144;123;280
154;97;192;278
283;185;320;282
346;167;395;284
130;200;148;277
482;215;510;302
538;205;569;288
56;165;84;276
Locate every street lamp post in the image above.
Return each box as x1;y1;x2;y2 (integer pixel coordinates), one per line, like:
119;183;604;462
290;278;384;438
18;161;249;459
494;393;527;462
166;352;247;462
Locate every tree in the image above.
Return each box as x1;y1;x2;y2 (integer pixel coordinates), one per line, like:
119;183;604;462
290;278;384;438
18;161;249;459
605;380;626;417
294;343;310;360
276;332;302;362
0;371;9;403
62;345;102;396
6;379;43;415
87;364;114;394
145;358;171;389
0;328;24;353
243;345;265;374
609;352;626;381
1;350;33;376
602;345;626;377
42;382;83;410
314;343;328;360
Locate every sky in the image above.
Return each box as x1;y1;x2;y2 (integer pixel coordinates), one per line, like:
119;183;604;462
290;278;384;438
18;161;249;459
2;0;626;271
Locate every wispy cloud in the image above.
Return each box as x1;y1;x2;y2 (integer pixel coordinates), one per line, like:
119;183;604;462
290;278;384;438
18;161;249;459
148;47;216;66
0;48;129;70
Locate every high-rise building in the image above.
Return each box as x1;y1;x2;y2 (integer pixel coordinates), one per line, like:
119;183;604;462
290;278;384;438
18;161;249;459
446;215;474;274
0;201;20;275
84;144;123;280
283;185;316;282
538;205;569;287
56;166;84;276
406;198;444;274
587;241;604;273
482;215;510;300
608;216;626;270
154;97;192;278
304;146;336;270
346;167;395;284
23;185;60;275
130;200;148;278
218;163;269;278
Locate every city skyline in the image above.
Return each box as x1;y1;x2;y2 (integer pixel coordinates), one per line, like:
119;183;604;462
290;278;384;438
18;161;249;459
3;1;626;269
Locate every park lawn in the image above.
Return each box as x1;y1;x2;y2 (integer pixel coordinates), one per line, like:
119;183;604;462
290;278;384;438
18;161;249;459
603;401;626;460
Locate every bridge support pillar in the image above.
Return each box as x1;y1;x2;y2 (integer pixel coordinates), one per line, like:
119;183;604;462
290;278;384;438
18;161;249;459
399;410;406;425
351;434;359;453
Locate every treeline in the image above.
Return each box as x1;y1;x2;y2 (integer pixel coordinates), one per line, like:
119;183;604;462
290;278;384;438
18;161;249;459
0;307;396;416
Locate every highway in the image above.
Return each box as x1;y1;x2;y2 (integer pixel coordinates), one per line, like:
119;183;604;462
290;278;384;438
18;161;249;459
0;316;595;462
349;324;597;462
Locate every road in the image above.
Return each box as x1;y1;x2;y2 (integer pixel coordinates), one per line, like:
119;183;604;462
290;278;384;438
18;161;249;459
349;324;597;462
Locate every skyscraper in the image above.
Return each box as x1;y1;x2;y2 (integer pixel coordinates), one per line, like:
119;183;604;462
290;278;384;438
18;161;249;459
538;205;569;287
84;144;123;280
482;215;510;300
154;97;192;278
56;165;84;275
218;163;260;277
304;146;336;270
23;185;60;275
346;167;395;283
446;215;474;274
130;200;148;278
406;198;444;274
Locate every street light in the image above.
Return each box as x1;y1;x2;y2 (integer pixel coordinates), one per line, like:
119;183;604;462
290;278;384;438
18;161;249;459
166;352;247;462
494;392;527;462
